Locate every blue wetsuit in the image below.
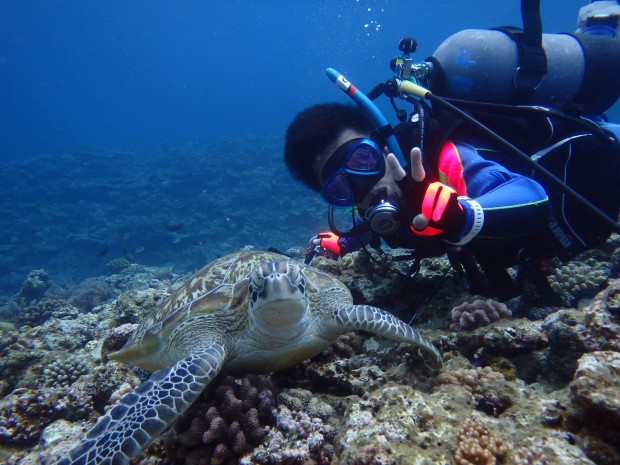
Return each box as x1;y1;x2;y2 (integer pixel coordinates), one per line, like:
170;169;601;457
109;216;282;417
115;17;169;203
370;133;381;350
435;139;551;240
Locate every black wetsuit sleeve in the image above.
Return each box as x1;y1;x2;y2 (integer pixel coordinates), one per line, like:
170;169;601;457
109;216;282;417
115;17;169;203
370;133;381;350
437;140;552;238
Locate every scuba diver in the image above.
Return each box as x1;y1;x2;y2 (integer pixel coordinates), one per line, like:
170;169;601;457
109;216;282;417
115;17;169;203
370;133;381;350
283;0;620;303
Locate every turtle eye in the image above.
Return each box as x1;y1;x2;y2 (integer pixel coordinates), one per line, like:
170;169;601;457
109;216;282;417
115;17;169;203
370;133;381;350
286;260;302;286
249;266;265;293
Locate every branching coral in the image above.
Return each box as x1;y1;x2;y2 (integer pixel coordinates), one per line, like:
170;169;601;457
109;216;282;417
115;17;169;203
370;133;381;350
454;418;507;465
450;299;511;331
166;374;275;465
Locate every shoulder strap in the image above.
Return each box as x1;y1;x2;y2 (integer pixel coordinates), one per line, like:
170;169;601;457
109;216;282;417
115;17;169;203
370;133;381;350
492;0;548;103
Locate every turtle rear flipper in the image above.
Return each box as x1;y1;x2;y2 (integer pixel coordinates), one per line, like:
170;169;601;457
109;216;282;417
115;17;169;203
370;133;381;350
334;305;443;368
55;343;226;465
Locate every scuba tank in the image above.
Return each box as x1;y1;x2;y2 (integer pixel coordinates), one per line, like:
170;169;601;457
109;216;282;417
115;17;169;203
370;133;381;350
412;0;620;115
428;30;620;115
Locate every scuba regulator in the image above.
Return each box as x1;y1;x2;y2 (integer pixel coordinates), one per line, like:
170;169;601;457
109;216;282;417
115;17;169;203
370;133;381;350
325;0;620;240
325;68;412;238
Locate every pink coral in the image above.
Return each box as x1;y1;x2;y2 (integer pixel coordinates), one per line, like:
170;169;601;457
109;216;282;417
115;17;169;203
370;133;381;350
450;299;512;331
454;418;507;465
166;374;275;465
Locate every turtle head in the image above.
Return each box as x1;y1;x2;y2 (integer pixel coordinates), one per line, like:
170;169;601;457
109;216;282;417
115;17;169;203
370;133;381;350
248;259;309;332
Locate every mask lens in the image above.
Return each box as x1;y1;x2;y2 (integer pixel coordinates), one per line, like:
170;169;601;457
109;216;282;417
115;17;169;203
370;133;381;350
320;138;386;207
321;172;354;206
345;141;383;172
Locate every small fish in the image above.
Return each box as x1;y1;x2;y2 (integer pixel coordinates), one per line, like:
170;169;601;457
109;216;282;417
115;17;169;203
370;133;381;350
97;246;109;257
165;221;184;232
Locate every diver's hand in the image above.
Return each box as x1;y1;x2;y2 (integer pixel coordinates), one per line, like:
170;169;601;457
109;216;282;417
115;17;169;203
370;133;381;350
305;232;341;263
386;152;407;181
310;232;341;256
411;182;464;237
409;147;426;182
407;147;433;230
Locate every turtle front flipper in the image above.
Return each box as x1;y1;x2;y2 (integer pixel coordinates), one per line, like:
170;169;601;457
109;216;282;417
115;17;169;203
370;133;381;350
54;343;226;465
334;305;443;367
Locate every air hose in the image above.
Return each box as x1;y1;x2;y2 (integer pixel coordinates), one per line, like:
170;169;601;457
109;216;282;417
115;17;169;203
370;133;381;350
399;79;620;234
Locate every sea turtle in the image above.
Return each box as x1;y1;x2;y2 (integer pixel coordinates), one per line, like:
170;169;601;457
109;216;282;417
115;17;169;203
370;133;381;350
55;250;442;465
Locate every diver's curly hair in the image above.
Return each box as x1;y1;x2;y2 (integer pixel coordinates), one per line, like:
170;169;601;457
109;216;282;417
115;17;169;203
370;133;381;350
284;103;375;191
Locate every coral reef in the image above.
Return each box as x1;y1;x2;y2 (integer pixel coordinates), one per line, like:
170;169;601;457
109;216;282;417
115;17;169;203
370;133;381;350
101;323;138;358
547;252;611;305
450;298;512;331
513;445;549;465
41;354;94;388
0;216;619;464
166;374;276;465
0;139;324;299
453;418;507;465
277;388;335;422
315;248;461;324
16;298;76;328
248;405;335;465
104;257;131;274
540;279;620;385
66;277;117;312
435;366;514;416
16;269;51;304
111;287;169;325
568;351;620;444
0;331;42;398
0;387;91;445
436;366;505;395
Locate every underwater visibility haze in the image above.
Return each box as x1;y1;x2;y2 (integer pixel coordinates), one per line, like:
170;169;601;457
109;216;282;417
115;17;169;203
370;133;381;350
2;2;620;465
0;0;599;298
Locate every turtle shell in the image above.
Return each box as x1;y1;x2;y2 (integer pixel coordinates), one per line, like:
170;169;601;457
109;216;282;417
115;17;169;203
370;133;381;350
108;250;289;367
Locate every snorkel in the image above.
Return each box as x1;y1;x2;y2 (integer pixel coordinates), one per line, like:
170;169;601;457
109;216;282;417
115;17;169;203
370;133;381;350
325;68;407;166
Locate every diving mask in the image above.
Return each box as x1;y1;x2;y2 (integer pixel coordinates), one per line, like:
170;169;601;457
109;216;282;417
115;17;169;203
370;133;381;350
320;138;386;207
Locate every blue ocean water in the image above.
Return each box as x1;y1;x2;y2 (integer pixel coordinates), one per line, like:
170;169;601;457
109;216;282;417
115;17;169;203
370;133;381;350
0;0;606;157
0;0;616;299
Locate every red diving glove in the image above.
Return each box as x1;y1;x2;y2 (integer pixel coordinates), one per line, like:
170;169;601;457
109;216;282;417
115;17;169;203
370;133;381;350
411;182;465;237
305;232;341;263
314;232;341;255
